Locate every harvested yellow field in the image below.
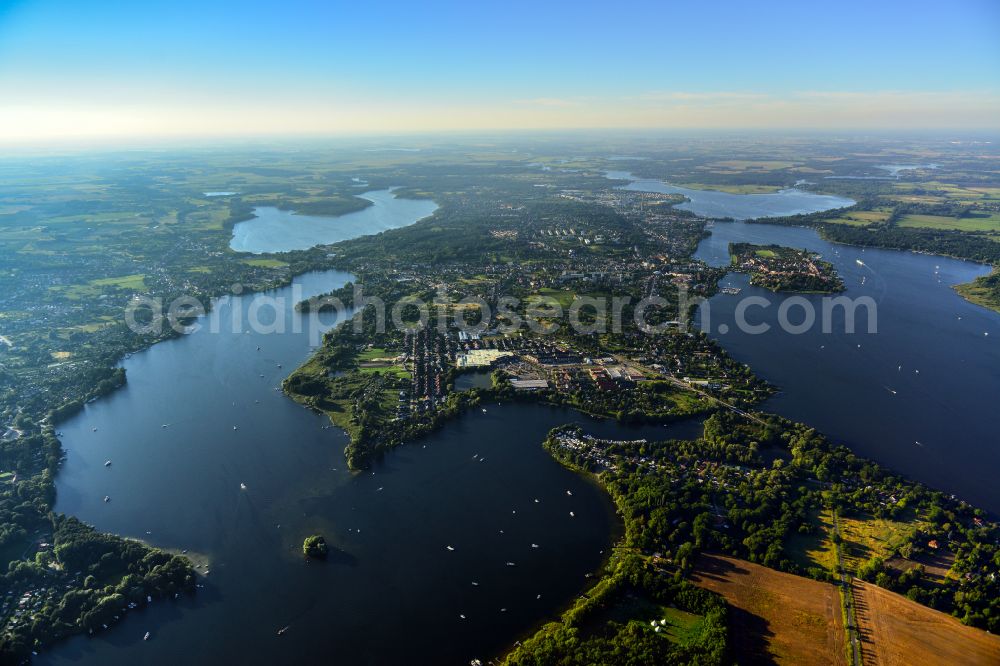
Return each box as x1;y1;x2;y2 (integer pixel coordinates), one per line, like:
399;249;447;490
852;579;1000;666
691;554;847;665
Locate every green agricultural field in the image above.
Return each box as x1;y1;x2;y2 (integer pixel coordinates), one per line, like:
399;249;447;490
44;211;148;226
92;274;148;289
967;186;1000;200
49;273;147;299
785;508;838;573
65;317;117;334
898;182;1000;204
838;512;923;573
454;274;492;287
240;258;289;268
531;288;577;309
707;159;800;172
661;385;710;414
357;364;411;378
826;217;873;227
898;213;1000;232
588;593;708;647
355;348;411;378
659;607;706;644
357;347;390;361
677;182;782;194
825;209;892;227
786;508;926;576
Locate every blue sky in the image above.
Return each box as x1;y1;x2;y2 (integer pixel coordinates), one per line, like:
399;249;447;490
1;0;998;140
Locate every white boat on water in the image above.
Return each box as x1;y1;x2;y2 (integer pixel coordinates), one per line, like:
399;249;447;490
143;631;150;641
856;259;865;266
104;460;112;467
446;545;455;551
240;482;247;490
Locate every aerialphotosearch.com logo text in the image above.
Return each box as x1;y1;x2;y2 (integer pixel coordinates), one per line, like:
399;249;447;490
124;283;878;345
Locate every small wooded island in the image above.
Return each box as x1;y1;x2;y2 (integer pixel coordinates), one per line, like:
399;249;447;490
729;242;844;293
302;535;329;559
